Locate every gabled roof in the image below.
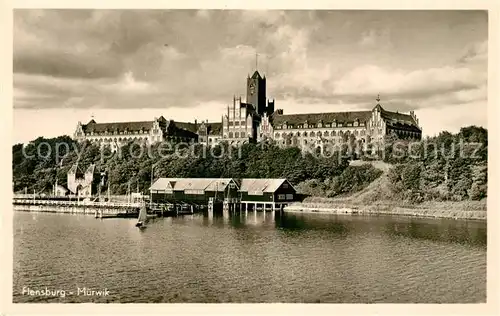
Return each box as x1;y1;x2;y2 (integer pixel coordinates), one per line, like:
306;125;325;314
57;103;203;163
272;111;372;128
150;178;179;191
239;178;292;193
205;178;238;191
83;121;154;133
381;110;417;126
175;178;215;191
150;178;236;191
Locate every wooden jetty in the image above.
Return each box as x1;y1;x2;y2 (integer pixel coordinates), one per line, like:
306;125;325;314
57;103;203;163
13;198;141;218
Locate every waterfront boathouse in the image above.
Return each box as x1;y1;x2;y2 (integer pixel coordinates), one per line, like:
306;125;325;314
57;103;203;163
237;178;297;210
149;178;297;210
150;178;239;205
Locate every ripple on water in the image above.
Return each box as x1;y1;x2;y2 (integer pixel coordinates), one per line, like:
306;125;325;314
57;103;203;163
13;211;486;303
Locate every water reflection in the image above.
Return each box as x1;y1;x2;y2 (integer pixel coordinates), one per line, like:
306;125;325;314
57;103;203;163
14;211;487;303
200;210;279;228
384;218;486;247
273;213;486;247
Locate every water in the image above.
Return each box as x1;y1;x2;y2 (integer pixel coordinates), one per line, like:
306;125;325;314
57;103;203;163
13;210;486;303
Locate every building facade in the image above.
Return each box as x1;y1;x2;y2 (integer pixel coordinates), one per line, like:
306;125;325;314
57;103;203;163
72;69;422;151
211;71;422;152
74;116;199;151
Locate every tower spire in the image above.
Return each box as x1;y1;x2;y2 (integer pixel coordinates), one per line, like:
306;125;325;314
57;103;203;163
376;94;381;103
255;52;259;71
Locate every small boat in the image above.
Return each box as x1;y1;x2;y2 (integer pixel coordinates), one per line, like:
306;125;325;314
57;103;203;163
135;205;148;228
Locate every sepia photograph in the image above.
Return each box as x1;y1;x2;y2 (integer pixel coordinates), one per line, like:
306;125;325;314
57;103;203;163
7;6;495;310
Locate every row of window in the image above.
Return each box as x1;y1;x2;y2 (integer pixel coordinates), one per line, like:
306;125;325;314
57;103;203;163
275;130;366;138
226;132;249;138
392;129;421;138
89;136;149;142
88;130;150;136
276;121;365;130
228;121;248;126
185;189;204;195
89;136;193;143
280;138;363;145
277;194;294;200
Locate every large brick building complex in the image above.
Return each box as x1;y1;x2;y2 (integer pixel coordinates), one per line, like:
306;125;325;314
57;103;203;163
74;116;198;151
73;69;422;151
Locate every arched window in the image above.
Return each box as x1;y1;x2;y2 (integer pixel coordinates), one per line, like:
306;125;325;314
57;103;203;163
354;130;359;136
317;131;322;137
275;133;280;138
296;132;301;137
228;132;233;138
332;131;336;136
310;131;315;137
303;132;308;137
324;131;329;137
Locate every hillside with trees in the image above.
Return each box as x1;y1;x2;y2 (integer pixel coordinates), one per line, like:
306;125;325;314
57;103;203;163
297;126;488;205
12;138;378;196
12;126;487;206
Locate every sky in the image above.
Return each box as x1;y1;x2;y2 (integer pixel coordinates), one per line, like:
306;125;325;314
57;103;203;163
13;10;488;144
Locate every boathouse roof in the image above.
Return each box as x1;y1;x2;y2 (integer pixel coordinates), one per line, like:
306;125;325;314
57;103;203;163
150;178;236;192
238;178;293;193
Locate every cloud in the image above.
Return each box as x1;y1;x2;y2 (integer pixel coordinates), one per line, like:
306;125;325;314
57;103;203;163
359;29;392;47
103;71;155;94
13;9;488;122
458;40;487;64
416;100;487;136
14;49;124;79
359;29;377;46
332;64;485;97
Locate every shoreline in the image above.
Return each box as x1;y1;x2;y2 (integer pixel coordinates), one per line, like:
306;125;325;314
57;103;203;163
284;201;487;221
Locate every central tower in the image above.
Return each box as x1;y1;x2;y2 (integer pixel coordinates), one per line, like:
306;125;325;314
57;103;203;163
246;70;267;116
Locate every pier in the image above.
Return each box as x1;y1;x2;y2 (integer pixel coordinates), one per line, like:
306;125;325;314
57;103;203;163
13;178;300;219
13;198;141;218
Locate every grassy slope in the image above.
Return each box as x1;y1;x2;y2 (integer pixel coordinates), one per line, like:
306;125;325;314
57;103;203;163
289;161;487;220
